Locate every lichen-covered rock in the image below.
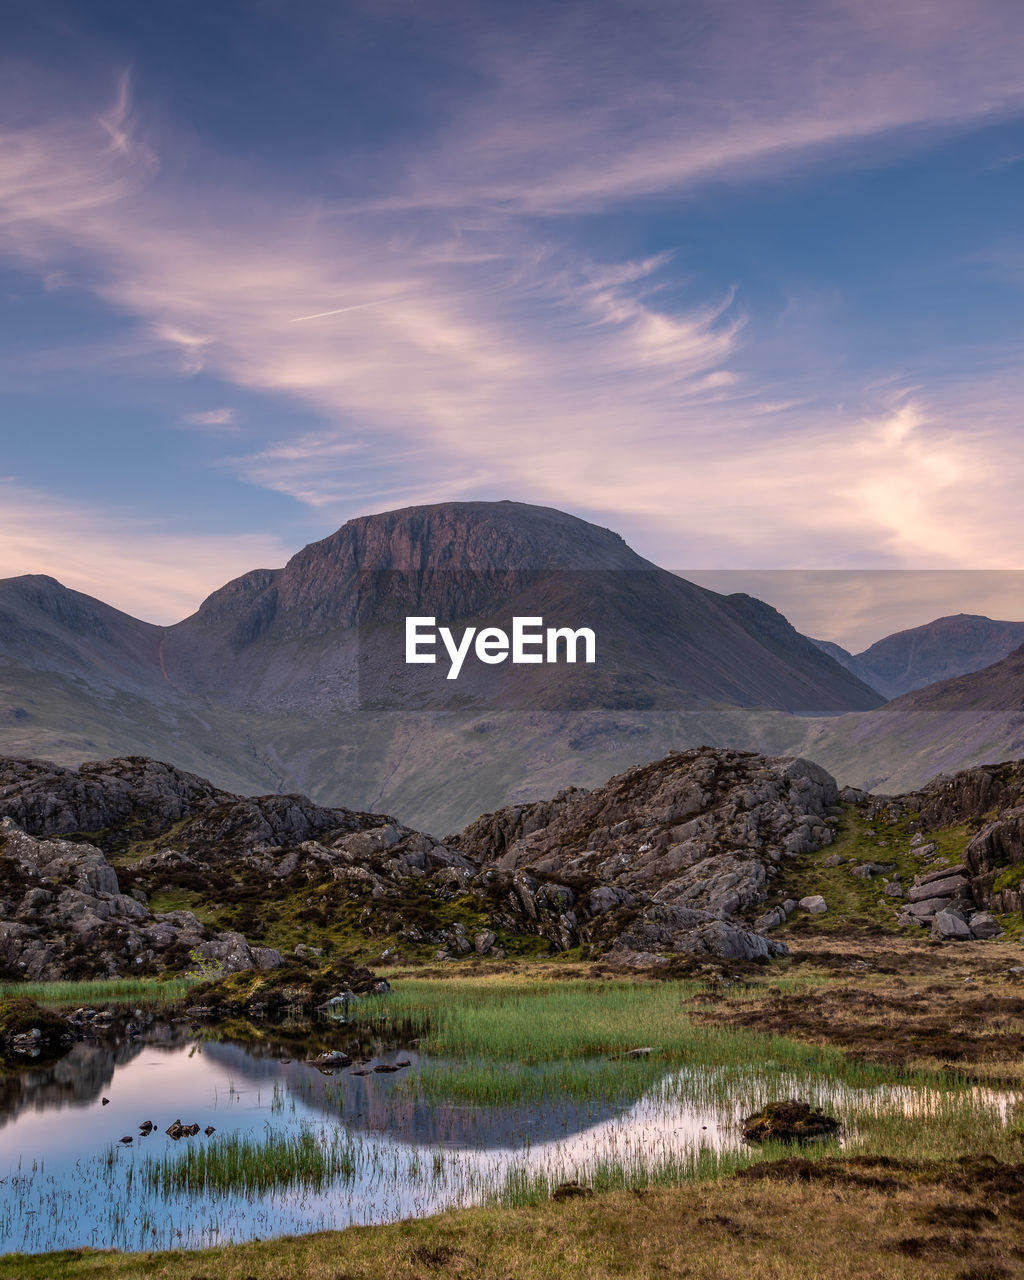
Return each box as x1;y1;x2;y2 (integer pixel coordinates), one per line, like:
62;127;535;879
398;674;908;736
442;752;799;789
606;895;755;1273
0;747;845;967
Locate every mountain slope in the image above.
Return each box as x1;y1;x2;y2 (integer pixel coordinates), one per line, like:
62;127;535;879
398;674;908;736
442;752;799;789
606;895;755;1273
798;643;1024;793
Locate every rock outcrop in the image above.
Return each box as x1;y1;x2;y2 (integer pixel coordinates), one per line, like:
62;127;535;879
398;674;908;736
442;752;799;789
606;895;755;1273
877;761;1024;923
451;747;841;962
12;744;1021;971
0;818;285;980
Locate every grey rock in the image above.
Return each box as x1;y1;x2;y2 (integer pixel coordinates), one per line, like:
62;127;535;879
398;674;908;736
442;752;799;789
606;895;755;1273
797;895;827;914
916;863;968;886
931;910;974;941
968;912;1004;940
907;875;970;903
754;906;787;932
850;861;894;879
899;897;954;920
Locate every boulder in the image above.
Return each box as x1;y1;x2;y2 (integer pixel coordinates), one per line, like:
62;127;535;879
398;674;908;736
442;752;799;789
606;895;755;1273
797;895;827;914
907;875;970;903
931;910;973;941
850;862;894;879
916;863;968;885
968;912;1004;940
754;906;787;932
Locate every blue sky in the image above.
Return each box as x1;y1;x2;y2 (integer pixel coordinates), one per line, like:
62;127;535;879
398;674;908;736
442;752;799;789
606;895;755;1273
2;0;1024;644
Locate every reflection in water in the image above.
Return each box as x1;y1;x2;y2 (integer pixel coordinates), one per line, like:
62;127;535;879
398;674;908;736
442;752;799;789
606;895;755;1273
0;1022;191;1132
0;1019;1007;1255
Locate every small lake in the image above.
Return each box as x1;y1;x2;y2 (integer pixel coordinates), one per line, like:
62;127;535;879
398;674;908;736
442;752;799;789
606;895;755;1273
0;1014;1007;1253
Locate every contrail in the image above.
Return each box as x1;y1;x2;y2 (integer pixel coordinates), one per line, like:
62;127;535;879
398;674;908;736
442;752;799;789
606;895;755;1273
289;298;399;323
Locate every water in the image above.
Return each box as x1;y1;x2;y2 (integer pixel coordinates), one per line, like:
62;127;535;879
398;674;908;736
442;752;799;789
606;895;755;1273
0;1016;1004;1253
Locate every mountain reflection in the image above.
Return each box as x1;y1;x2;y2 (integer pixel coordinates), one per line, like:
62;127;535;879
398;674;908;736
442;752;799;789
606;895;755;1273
0;1018;643;1149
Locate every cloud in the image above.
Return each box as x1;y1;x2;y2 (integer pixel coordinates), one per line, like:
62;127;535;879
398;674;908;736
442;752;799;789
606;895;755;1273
358;0;1024;215
1;8;1024;598
181;407;238;429
0;478;291;624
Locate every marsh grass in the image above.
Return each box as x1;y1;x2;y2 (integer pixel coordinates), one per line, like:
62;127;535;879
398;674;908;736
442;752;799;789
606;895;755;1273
0;978;198;1007
348;977;937;1108
495;1139;791;1207
145;1125;357;1197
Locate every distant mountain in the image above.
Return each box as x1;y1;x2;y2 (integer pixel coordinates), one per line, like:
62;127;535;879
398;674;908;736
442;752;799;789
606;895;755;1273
0;502;884;830
812;614;1024;699
0;574;164;693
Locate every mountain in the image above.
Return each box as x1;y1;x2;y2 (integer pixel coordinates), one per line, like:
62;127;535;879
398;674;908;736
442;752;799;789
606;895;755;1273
812;614;1024;699
162;502;882;715
0;501;882;830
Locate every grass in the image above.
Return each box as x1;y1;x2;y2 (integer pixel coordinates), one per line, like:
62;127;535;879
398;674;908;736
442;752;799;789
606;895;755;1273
770;803;976;935
688;931;1024;1086
4;1162;1024;1280
0;977;198;1008
145;1125;357;1198
344;975;929;1107
2;962;1024;1274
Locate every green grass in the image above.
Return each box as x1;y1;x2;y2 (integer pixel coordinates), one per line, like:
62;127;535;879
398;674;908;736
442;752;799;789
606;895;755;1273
145;889;217;921
994;860;1024;893
0;977;198;1008
145;1125;357;1197
344;976;938;1109
771;804;974;933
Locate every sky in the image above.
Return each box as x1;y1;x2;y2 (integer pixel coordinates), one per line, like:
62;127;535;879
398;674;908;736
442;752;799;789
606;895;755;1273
2;0;1024;646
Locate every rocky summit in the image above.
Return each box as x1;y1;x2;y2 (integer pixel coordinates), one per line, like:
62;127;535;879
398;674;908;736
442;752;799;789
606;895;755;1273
449;748;840;964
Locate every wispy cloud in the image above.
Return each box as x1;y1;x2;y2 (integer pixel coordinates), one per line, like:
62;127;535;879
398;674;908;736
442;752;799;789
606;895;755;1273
1;2;1023;607
361;0;1024;215
180;407;238;429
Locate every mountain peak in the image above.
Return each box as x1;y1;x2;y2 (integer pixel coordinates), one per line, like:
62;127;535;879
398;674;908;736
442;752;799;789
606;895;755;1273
301;500;644;574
